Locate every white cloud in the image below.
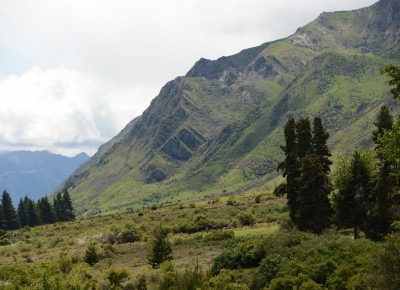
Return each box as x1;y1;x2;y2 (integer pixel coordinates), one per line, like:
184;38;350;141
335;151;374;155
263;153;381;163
0;0;378;155
0;66;155;156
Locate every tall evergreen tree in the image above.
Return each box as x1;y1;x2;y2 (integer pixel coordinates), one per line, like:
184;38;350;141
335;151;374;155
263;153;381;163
369;105;395;240
0;205;5;230
372;105;393;145
380;64;400;99
312;117;332;173
296;154;332;233
296;118;313;158
17;197;29;227
147;224;173;268
26;198;40;227
277;118;299;222
37;197;56;225
1;191;20;230
334;151;371;239
53;192;63;222
62;191;75;221
277;117;333;229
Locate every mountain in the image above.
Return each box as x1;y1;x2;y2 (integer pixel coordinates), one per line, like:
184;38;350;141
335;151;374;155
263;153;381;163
58;0;400;216
0;151;89;202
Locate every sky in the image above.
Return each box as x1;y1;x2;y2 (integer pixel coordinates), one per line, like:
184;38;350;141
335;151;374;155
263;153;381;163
0;0;378;157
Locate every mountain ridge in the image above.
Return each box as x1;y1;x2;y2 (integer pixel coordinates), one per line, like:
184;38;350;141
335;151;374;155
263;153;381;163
58;0;400;216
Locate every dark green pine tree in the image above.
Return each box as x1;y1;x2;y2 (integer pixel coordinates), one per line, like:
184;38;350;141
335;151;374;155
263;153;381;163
62;191;75;221
370;105;394;240
277;118;300;222
37;197;56;225
312;117;332;173
296;154;332;233
296;118;313;158
147;224;173;268
1;191;20;230
26;198;40;227
0;205;5;230
17;197;29;227
372;105;393;145
53;192;63;222
380;64;400;99
334;151;371;239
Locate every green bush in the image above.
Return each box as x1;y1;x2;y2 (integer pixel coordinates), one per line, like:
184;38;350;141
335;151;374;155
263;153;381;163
84;243;99;266
116;228;140;244
372;233;400;290
211;236;265;275
205;269;249;290
106;267;130;288
237;213;255;226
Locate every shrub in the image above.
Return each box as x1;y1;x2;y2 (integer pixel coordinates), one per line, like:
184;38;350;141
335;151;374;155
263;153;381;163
211;237;265;275
205;269;249;290
117;228;140;244
102;244;116;258
84;243;99;266
237;213;255;226
106;267;130;288
372;233;400;289
136;275;147;290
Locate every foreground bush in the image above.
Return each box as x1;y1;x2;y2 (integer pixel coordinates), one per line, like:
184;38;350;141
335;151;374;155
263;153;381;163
212;229;378;289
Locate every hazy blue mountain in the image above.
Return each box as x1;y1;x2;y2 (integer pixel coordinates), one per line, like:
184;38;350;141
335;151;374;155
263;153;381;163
0;151;89;203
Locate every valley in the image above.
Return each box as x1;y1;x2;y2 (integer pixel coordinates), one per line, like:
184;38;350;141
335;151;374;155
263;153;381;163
0;0;399;289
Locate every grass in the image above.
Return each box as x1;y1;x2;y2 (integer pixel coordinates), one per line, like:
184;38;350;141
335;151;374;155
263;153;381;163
0;190;285;281
233;224;280;237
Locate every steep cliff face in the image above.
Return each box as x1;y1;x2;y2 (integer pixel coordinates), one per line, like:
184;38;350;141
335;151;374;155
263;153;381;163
59;0;400;216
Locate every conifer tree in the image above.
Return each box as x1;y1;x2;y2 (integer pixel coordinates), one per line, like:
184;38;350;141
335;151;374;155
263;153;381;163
334;151;371;239
37;197;56;225
373;105;393;145
277;117;333;228
380;64;400;99
312;117;332;173
84;243;99;266
53;192;63;222
1;191;20;230
296;154;332;233
296;118;313;158
26;198;40;227
17;198;29;227
62;191;75;221
369;105;395;240
0;205;5;230
277;118;299;222
147;224;173;268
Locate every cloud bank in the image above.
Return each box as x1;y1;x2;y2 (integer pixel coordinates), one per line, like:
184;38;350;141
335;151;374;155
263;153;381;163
0;66;152;156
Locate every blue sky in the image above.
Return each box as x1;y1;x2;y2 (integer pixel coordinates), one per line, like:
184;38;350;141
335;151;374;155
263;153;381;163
0;0;378;156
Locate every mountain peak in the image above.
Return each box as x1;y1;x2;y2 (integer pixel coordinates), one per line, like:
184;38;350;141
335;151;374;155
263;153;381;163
288;0;400;57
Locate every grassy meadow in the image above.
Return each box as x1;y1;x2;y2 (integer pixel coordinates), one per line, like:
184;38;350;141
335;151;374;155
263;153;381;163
0;191;285;289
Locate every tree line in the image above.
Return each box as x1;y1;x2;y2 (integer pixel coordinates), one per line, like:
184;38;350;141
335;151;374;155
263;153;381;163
276;64;400;240
0;190;75;231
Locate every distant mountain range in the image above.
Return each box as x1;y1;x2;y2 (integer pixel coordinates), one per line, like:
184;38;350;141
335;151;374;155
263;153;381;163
57;0;400;216
0;151;89;203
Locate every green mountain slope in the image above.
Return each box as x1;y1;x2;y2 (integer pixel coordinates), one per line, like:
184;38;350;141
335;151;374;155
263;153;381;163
58;0;400;216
